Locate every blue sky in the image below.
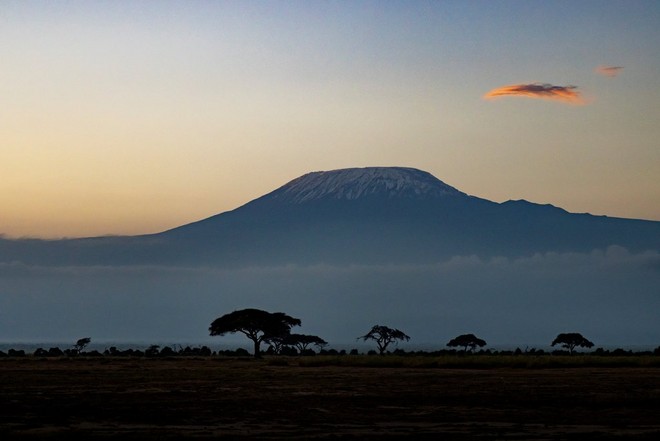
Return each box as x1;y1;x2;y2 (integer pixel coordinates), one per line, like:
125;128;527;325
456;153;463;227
1;0;659;237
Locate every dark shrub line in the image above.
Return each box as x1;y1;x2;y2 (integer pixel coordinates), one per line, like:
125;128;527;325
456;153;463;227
1;345;659;359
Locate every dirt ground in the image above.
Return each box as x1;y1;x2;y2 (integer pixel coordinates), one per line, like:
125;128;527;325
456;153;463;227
1;358;659;439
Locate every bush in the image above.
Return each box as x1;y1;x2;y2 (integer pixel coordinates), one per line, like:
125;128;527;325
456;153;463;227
159;346;176;357
280;346;298;356
48;347;64;357
145;345;161;357
33;348;48;357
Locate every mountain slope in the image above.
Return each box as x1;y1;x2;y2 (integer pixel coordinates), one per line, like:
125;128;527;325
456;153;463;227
1;167;658;266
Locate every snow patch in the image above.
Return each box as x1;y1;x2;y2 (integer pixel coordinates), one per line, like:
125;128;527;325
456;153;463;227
271;167;466;203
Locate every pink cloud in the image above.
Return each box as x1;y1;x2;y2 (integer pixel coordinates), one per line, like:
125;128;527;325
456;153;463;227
483;83;585;105
595;65;623;78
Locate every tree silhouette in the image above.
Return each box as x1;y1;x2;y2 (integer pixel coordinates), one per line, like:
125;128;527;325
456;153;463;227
551;333;594;354
359;325;410;355
209;308;301;358
264;334;287;355
284;334;328;353
74;337;91;354
145;345;160;357
446;334;487;353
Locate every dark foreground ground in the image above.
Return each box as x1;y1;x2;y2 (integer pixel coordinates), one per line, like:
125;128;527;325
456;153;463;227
1;358;659;440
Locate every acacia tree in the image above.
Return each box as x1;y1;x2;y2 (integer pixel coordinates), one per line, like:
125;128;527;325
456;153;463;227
284;334;328;353
264;334;287;355
551;333;594;355
74;337;91;354
446;334;487;353
359;325;410;355
209;308;301;358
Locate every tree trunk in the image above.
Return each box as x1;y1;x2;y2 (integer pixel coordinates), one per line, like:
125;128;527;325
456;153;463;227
253;339;261;358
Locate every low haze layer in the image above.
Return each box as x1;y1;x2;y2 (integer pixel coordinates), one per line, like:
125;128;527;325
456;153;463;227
1;247;657;347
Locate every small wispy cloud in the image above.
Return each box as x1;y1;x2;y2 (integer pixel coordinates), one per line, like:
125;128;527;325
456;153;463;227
595;65;623;78
483;83;585;105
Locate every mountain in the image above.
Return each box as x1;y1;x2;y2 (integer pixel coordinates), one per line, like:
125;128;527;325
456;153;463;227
1;167;659;266
2;167;659;346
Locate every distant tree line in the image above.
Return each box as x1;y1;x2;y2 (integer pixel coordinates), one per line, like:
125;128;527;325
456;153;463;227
1;308;657;359
0;344;252;359
3;345;660;359
208;309;602;358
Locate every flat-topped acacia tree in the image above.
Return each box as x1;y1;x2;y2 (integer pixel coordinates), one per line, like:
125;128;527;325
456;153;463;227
551;333;594;355
359;325;410;355
209;308;301;358
285;334;328;353
446;334;487;353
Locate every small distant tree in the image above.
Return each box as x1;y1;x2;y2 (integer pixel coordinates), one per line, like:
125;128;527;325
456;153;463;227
209;308;301;358
74;337;91;354
359;325;410;355
145;345;160;357
446;334;487;353
551;333;594;355
284;334;328;353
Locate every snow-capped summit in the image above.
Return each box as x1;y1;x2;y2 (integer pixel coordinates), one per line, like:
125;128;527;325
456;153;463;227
269;167;467;204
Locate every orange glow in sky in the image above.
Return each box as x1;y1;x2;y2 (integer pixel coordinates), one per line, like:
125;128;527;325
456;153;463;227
1;2;659;238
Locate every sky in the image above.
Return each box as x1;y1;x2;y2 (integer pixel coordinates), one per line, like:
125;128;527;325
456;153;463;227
1;0;660;238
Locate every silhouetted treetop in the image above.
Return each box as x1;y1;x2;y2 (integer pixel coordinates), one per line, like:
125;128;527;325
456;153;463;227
447;334;487;353
285;334;328;352
209;308;301;358
74;337;91;354
551;333;594;354
359;325;410;355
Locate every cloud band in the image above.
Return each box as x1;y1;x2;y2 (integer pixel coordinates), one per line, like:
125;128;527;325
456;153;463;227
484;83;585;105
595;65;623;77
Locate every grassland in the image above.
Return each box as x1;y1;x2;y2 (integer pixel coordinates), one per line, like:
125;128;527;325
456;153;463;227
293;353;660;369
1;356;659;439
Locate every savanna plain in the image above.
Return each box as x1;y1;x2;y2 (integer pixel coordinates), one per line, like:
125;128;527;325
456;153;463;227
1;356;659;440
